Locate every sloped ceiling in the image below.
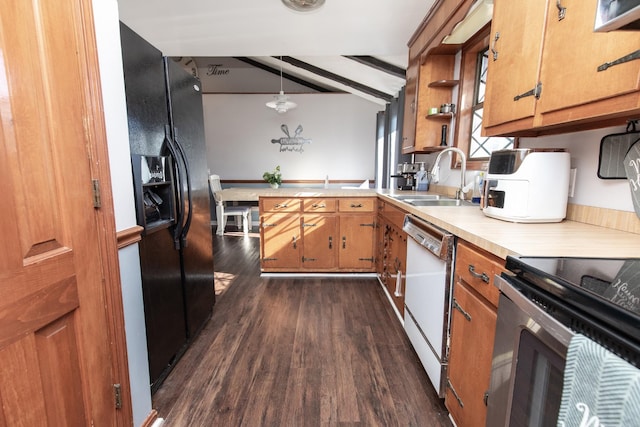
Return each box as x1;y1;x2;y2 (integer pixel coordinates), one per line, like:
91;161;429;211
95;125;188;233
117;0;437;105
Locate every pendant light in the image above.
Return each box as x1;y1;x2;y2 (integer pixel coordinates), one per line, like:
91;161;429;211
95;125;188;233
266;58;297;114
281;0;325;12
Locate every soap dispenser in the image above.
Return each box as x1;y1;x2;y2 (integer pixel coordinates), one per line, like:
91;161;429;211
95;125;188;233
416;162;429;191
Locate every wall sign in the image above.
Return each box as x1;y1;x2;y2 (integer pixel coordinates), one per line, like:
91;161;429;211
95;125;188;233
271;124;312;153
206;64;230;76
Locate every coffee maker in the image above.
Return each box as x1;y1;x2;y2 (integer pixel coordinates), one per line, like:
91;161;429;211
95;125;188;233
391;163;419;190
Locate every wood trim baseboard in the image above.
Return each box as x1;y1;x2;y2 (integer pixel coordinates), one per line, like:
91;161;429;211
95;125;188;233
139;409;158;427
117;226;144;249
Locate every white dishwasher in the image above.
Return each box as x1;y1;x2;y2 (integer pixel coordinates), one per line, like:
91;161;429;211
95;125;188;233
402;214;455;398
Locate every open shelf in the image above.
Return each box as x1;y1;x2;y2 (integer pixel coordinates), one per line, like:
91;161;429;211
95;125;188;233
426;112;454;119
428;79;459;88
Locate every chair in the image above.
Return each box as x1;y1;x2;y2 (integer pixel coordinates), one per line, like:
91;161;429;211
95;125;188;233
209;174;251;236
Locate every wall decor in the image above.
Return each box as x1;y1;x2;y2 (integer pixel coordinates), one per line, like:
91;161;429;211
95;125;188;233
206;64;230;76
271;124;312;153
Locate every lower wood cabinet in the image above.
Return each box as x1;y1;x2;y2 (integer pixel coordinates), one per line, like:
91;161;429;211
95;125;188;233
261;212;301;270
445;240;504;427
259;196;376;272
376;200;408;316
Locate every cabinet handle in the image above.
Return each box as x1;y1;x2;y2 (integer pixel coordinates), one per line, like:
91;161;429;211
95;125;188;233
491;31;500;61
329;236;333;249
597;49;640;72
452;298;472;322
484;391;489;407
292;236;297;249
513;82;542;101
394;270;403;297
447;379;464;408
556;0;566;20
350;203;363;208
468;265;490;283
274;203;288;208
311;203;326;208
342;236;346;249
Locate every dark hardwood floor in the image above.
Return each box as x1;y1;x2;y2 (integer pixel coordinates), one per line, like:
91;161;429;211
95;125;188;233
152;230;452;426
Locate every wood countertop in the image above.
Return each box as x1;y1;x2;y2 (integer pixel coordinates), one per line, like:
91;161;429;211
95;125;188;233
215;187;377;202
218;187;640;260
378;191;640;260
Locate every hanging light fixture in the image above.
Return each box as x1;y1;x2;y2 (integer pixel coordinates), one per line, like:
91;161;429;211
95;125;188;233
281;0;325;12
266;58;297;114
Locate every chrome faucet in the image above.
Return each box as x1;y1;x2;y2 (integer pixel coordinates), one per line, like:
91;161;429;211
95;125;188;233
431;147;468;200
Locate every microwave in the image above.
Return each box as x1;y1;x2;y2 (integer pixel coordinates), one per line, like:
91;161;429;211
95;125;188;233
595;0;640;31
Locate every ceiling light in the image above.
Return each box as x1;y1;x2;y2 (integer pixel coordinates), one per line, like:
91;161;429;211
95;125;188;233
281;0;325;12
442;0;493;44
266;59;297;114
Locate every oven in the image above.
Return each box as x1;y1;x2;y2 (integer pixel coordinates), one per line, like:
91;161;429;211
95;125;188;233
486;257;640;426
402;214;455;397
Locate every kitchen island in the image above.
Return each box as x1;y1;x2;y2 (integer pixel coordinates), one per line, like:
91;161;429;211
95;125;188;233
216;186;640;259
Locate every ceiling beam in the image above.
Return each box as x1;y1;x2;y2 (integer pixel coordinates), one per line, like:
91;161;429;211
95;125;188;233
278;56;395;103
233;57;333;93
343;56;406;79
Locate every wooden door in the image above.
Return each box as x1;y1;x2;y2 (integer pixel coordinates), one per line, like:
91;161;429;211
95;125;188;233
301;214;337;270
261;213;301;270
483;0;548;130
445;283;497;427
339;215;375;270
537;0;640;116
0;0;129;425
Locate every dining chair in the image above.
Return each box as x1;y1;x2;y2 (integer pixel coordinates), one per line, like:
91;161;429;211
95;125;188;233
209;174;251;236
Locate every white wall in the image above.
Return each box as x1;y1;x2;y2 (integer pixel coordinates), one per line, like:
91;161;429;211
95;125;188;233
93;1;152;425
203;93;381;183
416;125;636;213
521;125;635;212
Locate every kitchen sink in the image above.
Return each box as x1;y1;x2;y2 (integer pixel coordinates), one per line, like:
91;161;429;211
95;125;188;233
389;193;476;207
389;194;443;201
407;199;475;207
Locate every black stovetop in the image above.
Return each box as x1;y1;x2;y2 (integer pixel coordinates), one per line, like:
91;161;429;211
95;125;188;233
504;256;640;360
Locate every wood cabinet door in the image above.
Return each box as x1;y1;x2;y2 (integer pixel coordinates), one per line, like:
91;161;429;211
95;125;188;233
483;0;548;130
339;215;375;270
0;0;129;424
301;214;337;270
402;57;419;153
537;0;640;119
261;213;301;269
445;283;497;427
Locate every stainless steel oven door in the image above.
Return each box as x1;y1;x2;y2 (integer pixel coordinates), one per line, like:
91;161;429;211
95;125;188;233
486;275;575;427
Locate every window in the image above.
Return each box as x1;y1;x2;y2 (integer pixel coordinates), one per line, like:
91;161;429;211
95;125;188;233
455;28;516;169
469;48;514;159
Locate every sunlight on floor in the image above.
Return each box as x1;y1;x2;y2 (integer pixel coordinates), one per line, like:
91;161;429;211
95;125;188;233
214;271;236;295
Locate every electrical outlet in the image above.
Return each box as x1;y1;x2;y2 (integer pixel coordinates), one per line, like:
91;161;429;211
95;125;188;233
568;168;577;198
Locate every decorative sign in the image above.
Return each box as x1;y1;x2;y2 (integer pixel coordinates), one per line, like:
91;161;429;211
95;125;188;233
271;124;312;153
206;64;230;76
624;140;640;218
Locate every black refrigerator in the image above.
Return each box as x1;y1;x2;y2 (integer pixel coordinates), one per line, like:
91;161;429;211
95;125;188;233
119;22;215;393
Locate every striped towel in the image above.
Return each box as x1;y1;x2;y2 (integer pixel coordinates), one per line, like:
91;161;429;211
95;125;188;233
557;334;640;427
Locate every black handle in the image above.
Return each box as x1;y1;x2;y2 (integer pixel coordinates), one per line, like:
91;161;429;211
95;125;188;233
162;125;184;249
173;127;193;248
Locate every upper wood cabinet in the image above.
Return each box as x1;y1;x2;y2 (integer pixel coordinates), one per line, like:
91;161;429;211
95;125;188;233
402;57;419;154
415;47;459;151
484;0;640;136
401;0;475;154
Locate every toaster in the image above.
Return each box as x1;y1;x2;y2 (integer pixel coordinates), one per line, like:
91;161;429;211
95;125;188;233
481;149;570;223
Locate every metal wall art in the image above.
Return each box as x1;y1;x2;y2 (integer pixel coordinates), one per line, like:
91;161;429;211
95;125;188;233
271;124;312;153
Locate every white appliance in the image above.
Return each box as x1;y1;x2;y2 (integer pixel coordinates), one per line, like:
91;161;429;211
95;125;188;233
481;148;570;223
403;215;455;397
